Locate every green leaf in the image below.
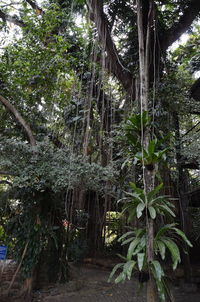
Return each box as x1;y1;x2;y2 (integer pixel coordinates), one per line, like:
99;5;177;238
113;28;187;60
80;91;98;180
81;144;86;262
149;195;170;205
115;272;126;283
156;279;166;301
148;206;156;219
129;182;143;194
123;260;136;280
158;204;176;217
118;231;135;242
127;238;140;260
137;253;145;271
155;224;176;241
117;196;129;203
147;183;163;200
148;139;156;155
151;260;164;281
75;0;86;4
164;199;176;208
124;192;144;203
121;204;132;215
116;254;127;261
157;149;168;160
131;235;146;256
136;202;145;218
108;263;124;282
156;240;166;260
173;228;193;247
121;236;135;246
143;149;149;159
161;238;180;270
135;228;146;237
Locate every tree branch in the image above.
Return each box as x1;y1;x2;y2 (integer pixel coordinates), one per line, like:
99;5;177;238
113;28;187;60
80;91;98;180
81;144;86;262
87;0;135;98
190;77;200;101
161;0;200;50
0;0;43;27
0;95;36;146
0;9;25;27
25;0;44;15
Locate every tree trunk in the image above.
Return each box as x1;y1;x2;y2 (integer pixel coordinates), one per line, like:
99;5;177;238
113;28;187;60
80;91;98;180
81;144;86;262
137;1;158;301
85;191;105;256
0;95;36;146
173;112;192;282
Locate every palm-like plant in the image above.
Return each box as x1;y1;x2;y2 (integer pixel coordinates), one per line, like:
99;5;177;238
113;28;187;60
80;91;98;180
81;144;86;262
124;111;150;150
121;183;175;221
134;139;168;170
109;113;192;301
109;184;192;301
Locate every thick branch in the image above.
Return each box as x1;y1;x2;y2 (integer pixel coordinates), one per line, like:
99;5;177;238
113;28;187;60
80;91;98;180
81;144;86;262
0;95;36;146
190;77;200;101
88;0;135;98
0;9;25;27
162;0;200;50
25;0;44;15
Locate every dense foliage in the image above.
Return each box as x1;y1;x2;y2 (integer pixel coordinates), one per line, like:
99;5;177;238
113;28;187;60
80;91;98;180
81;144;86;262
0;0;200;299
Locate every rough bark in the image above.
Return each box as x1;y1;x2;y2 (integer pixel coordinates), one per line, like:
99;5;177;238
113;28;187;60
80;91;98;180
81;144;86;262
0;95;36;146
88;0;135;98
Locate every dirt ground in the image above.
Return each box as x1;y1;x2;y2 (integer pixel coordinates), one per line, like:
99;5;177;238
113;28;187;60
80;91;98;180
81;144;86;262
32;265;200;302
1;263;200;302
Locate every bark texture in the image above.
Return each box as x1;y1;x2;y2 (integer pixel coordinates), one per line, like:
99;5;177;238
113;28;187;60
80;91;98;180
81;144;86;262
88;0;135;97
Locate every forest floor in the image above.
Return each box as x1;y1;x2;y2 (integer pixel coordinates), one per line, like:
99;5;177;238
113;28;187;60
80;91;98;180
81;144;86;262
32;264;200;302
1;261;200;302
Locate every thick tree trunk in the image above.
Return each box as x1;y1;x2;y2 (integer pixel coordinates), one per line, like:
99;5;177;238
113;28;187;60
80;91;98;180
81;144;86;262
85;191;105;256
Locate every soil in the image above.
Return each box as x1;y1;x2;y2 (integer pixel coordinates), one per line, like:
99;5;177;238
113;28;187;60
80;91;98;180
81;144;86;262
1;261;200;302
